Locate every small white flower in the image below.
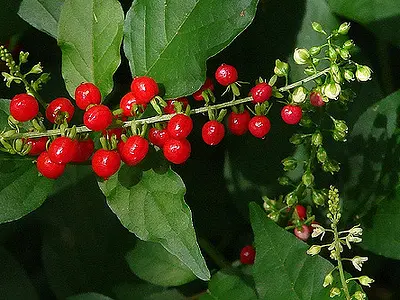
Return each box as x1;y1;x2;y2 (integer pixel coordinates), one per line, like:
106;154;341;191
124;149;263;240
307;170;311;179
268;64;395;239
349;225;363;236
323;82;341;100
307;245;321;256
358;276;374;287
323;273;333;287
292;86;307;103
356;65;372;81
353;291;366;300
311;224;325;240
351;256;368;271
293;48;310;65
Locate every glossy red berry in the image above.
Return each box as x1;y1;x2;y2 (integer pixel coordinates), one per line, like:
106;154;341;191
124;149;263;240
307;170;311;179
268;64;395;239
26;137;48;156
294;225;311;241
167;114;193;140
37;151;66;179
202;120;225;146
148;127;170;148
91;149;121;180
72;138;95;163
193;78;214;101
295;205;307;220
281;105;303;125
251;82;273;103
10;94;39;122
130;76;159;103
215;64;238;86
83;104;113;131
240;245;256;265
117;140;125;155
45;97;75;124
163;97;189;114
227;110;251;136
120;92;147;117
310;91;325;107
48;136;77;165
248;115;271;138
120;135;149;166
103;128;124;140
163;138;191;164
75;82;101;110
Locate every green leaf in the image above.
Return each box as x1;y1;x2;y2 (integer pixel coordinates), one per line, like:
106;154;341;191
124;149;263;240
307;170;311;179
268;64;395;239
249;203;362;300
18;0;65;39
0;159;54;223
126;240;196;287
67;293;113;300
58;0;124;99
0;99;10;131
123;0;258;99
327;0;400;46
0;247;39;300
99;167;210;281
200;267;258;300
113;283;185;300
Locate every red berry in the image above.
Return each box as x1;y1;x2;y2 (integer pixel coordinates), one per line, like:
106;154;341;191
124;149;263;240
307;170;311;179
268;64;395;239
75;82;101;110
240;245;255;265
120;135;149;166
228;110;251;136
83;104;113;131
130;76;159;103
281;105;302;125
26;137;48;156
120;92;147;117
72;138;95;163
117;140;125;156
167;114;193;140
310;91;325;107
215;64;238;86
251;82;273;103
91;149;121;180
36;151;66;179
202;120;225;146
48;136;77;165
148;127;170;148
295;205;307;220
163;138;191;164
45;97;75;124
248;115;271;138
294;225;311;241
103;128;124;140
193;78;214;101
163;97;188;114
10;94;39;122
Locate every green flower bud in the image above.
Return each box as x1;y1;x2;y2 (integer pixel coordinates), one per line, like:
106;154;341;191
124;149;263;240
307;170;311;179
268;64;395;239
311;22;326;34
312;190;326;206
268;211;280;222
331;64;341;83
293;48;310;65
333;119;348;132
339;48;350;60
306;245;321;256
328;47;337;60
292;86;307;103
344;69;355;82
323;273;334;287
19;51;29;64
323;160;340;174
352;291;366;300
278;176;290;186
302;170;314;187
330;287;341;298
30;63;43;74
309;46;321;56
289;134;304;145
338;22;351;35
333;129;347;142
311;132;323;146
282;157;297;171
285;192;298;206
274;59;289;77
356;65;372;81
323;82;341;100
317;147;327;163
358;276;374;287
14;138;23;152
299;115;313;128
343;39;355;49
304;67;315;76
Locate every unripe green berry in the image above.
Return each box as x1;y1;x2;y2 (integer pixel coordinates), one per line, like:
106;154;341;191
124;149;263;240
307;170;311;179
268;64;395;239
282;157;297;171
293;48;310;65
309;46;321;56
338;22;351;35
317;147;327;163
285;192;298;206
311;132;323;146
302;170;314;187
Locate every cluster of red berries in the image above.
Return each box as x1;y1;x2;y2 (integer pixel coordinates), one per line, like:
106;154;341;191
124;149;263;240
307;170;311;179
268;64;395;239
8;63;319;180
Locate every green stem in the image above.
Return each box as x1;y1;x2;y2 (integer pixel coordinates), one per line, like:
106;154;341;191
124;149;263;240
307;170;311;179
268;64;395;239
17;73;48;109
332;221;351;300
198;238;230;269
3;68;331;140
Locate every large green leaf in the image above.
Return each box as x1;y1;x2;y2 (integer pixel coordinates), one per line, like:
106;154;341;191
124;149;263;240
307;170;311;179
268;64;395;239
99;167;210;281
0;247;39;300
249;203;363;300
113;283;185;300
126;240;196;287
67;293;114;300
327;0;400;46
58;0;124;99
18;0;64;39
123;0;259;99
200;267;258;300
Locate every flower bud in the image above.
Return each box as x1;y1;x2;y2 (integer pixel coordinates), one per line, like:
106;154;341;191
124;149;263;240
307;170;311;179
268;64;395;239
30;63;43;74
356;65;372;81
274;59;289;77
285;192;298;206
351;256;368;271
278;176;290;186
309;46;321;56
333;129;347;142
331;64;341;83
306;245;321;256
333;119;348;132
323;82;341;100
302;170;314;187
352;291;366;300
282;157;297;171
289;134;304;145
293;48;310;65
19;51;29;64
328;47;337;60
338;22;351;35
312;22;326;34
349;225;363;236
292;86;307;103
358;276;374;287
311;132;323;146
268;211;280;222
343;39;355;49
339;48;350;60
312;190;326;206
330;287;341;297
344;69;355;82
323;273;334;287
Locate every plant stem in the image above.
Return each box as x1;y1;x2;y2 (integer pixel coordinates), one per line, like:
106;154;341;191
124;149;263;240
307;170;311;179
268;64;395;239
3;68;331;140
198;237;230;269
17;74;48;109
332;221;351;300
